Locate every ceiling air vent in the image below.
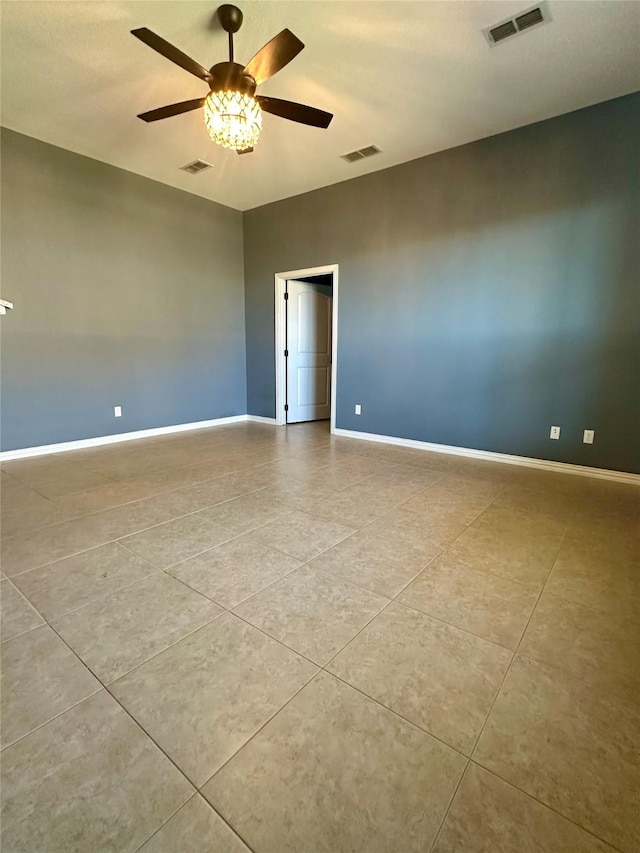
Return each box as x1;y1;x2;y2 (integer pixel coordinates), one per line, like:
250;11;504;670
483;1;550;46
341;145;382;164
490;20;518;43
180;159;213;174
516;6;545;30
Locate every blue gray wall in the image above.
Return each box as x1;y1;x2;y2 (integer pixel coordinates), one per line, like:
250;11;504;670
243;93;639;473
0;129;246;451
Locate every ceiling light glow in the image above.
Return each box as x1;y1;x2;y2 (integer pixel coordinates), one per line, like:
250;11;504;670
204;90;262;151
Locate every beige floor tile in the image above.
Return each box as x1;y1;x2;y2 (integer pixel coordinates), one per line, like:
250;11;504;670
546;537;640;617
72;495;188;539
306;526;435;598
169;537;300;608
120;513;235;569
2;422;637;852
138;795;250;853
328;602;511;753
111;614;317;786
400;480;496;522
253;456;329;481
1;456;70;479
446;506;565;587
432;474;504;500
203;672;466;853
257;479;344;514
1;515;112;577
306;459;382;490
124;465;218;495
12;542;157;620
0;579;44;641
568;506;640;543
0;691;193;853
1;490;207;577
492;484;579;523
234;565;387;665
473;655;640;852
303;475;423;528
154;474;258;515
519;593;640;702
247;510;355;561
201;490;290;534
372;464;448;490
52;573;222;682
218;465;286;493
561;525;639;564
52;478;167;517
6;462;113;499
1;492;71;539
433;763;616;853
397;555;539;649
371;506;469;549
73;454;177;481
1;624;100;747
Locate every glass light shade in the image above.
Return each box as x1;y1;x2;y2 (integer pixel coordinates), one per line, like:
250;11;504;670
203;90;262;151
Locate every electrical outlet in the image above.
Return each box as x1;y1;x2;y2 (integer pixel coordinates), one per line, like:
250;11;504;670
354;404;362;415
114;406;122;418
550;426;560;439
583;429;594;444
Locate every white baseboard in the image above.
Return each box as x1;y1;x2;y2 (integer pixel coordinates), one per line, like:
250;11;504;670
3;418;636;484
333;427;640;486
245;415;279;425
0;415;248;461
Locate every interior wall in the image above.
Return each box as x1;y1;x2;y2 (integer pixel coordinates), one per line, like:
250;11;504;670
243;93;639;473
0;128;246;451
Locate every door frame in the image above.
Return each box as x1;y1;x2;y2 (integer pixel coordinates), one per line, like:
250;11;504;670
274;264;339;432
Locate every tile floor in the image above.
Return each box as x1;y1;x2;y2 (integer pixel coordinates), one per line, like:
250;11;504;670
1;420;638;852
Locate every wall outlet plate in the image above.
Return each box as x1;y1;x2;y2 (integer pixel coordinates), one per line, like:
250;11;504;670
354;404;362;415
114;406;122;417
583;429;595;444
550;425;560;439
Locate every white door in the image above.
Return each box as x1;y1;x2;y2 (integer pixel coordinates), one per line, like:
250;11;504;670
286;280;332;423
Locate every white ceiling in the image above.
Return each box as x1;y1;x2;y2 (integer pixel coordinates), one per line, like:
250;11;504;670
1;1;638;211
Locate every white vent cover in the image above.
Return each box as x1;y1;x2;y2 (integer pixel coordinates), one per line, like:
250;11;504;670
483;1;551;46
180;159;213;174
341;145;382;164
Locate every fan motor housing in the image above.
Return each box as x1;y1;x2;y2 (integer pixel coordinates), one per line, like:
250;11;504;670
209;62;256;95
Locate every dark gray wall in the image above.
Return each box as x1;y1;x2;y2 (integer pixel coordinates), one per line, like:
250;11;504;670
1;129;246;451
244;94;640;473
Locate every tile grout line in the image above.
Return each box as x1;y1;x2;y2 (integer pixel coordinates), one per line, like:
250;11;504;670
419;487;523;853
464;527;568;760
194;665;323;791
427;758;472;853
429;525;626;851
4;423;637;851
464;759;627;853
130;791;258;853
11;612;257;852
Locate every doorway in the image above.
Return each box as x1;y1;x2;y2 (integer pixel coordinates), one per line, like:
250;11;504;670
274;264;339;431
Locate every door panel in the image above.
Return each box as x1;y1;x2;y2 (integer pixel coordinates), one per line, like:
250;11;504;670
297;367;330;406
287;280;332;423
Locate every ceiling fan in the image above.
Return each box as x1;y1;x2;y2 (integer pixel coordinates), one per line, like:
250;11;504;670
132;4;333;154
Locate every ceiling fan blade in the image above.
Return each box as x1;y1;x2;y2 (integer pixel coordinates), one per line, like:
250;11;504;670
131;28;212;83
137;98;205;123
257;96;333;129
237;147;254;155
243;29;304;85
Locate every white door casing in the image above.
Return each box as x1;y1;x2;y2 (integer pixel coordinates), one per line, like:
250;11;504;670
274;264;339;430
285;279;332;423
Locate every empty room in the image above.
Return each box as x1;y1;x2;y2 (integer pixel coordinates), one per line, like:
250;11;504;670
0;2;638;852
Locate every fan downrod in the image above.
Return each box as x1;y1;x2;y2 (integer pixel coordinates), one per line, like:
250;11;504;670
217;5;243;33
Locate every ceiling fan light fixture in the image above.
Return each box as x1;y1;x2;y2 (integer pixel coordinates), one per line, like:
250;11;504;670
203;89;262;151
